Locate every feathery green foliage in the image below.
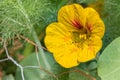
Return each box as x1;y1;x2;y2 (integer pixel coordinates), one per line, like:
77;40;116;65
0;0;56;43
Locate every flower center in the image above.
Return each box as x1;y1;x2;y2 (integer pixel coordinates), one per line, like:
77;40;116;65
72;28;90;48
71;19;91;47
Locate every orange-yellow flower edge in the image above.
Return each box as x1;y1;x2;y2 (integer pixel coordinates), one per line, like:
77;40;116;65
44;4;105;68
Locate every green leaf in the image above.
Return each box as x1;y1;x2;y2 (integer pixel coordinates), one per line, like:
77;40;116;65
16;52;55;80
102;0;120;49
69;63;100;80
2;74;15;80
69;71;90;80
16;52;69;80
88;61;97;70
98;37;120;80
69;69;100;80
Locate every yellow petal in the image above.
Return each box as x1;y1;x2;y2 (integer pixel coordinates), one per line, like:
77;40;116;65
78;37;102;62
44;22;79;68
58;4;85;29
45;22;71;52
53;44;79;68
84;8;105;38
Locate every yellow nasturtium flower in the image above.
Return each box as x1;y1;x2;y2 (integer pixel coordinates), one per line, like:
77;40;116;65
44;4;105;68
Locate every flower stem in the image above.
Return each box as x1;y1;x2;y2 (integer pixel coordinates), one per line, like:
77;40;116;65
32;28;51;71
74;69;96;80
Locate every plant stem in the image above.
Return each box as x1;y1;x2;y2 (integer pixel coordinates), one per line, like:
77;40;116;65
23;43;34;57
57;68;96;80
16;0;51;71
32;28;51;71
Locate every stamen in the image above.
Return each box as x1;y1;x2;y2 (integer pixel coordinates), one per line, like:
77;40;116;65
79;34;87;40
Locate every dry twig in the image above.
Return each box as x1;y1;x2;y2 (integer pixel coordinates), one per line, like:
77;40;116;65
20;35;47;51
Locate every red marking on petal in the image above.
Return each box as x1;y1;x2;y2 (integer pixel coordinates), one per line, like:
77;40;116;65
72;20;83;29
87;24;92;32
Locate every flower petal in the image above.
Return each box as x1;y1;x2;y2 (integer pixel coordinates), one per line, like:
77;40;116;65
45;22;71;52
84;8;105;38
78;37;102;62
44;22;79;68
58;4;85;29
53;44;79;68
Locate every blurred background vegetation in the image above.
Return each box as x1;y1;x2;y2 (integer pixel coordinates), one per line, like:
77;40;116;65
0;0;120;80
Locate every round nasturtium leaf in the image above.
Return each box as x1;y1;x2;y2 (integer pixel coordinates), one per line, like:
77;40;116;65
98;37;120;80
15;52;69;80
15;52;56;80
